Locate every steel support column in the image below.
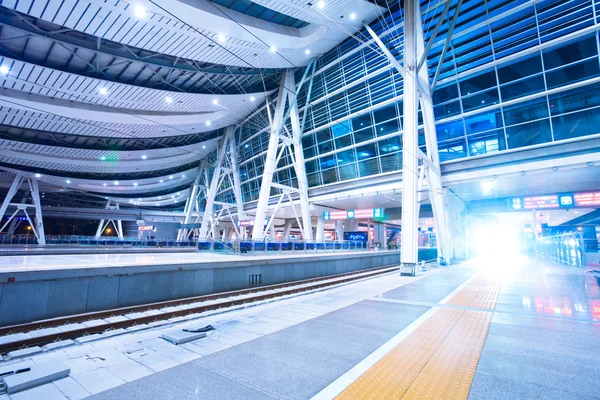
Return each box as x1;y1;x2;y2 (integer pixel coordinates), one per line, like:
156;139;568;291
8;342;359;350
252;65;314;240
95;200;123;239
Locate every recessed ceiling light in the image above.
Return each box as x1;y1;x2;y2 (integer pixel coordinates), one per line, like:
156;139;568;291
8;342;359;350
171;195;175;198
350;12;356;20
138;198;141;201
132;3;147;19
133;182;138;186
250;96;255;102
158;196;162;199
169;175;173;179
182;175;185;178
34;173;41;178
205;121;211;126
141;155;147;159
217;34;226;43
129;199;133;202
212;98;219;105
100;156;106;160
66;179;71;184
270;45;277;52
98;87;108;96
317;1;325;9
160;179;164;183
114;181;119;185
0;65;10;75
305;49;311;55
155;203;159;206
202;145;206;149
165;97;173;104
103;183;107;186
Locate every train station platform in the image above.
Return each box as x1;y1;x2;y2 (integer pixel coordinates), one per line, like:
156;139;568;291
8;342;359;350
1;254;598;399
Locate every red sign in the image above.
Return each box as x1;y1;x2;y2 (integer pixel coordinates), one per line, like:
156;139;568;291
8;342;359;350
523;195;558;209
138;225;155;231
574;192;600;207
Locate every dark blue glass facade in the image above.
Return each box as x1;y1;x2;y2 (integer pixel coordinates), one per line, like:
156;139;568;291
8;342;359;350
233;0;600;202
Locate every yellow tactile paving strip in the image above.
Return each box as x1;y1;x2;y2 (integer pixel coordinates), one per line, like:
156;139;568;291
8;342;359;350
336;272;503;400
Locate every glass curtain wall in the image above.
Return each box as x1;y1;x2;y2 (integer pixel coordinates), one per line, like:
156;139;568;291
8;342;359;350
228;0;600;203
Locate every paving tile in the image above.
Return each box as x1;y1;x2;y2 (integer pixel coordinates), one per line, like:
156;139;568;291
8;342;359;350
105;359;154;382
71;367;126;395
53;377;91;400
469;371;598;400
10;382;67;400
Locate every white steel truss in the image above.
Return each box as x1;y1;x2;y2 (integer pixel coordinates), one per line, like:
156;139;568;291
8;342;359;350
198;125;246;239
0;173;46;245
177;162;209;241
95;200;124;239
252;65;315;240
366;0;453;267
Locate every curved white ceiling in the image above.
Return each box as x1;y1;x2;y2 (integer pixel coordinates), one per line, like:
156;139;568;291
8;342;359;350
1;0;384;68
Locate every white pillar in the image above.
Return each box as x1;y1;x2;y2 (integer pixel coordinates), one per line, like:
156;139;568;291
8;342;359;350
0;174;22;223
283;219;293;240
29;179;46;245
335;220;344;241
399;0;420;268
315;217;324;241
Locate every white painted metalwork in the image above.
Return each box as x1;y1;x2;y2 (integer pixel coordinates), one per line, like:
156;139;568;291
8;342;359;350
198;125;245;239
95;200;124;240
252;66;314;240
0;173;46;244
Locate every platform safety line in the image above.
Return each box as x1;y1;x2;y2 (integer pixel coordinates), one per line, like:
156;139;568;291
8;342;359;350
310;271;482;400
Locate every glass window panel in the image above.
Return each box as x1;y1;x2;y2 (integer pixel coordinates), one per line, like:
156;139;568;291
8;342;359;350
503;97;549;126
354;127;375;143
375;119;400;136
352;113;373;130
462;89;500;111
548;82;600;115
434;100;462;120
433;83;459;104
302;134;314;148
321;168;338;185
358;158;380;177
552;109;595;141
303;146;316;159
307;172;321;187
497;54;543;83
543;35;597;70
436;120;465;141
377;136;401;154
459;70;497;95
467;129;507;156
317;140;334;155
316;128;332;142
336;149;356;164
500;75;545;101
438;138;468;161
305;160;318;174
506;119;552;148
545;59;600;89
373;105;398;123
335;134;354;149
465;111;504;134
356;143;377;160
338;163;358;181
380;153;402;173
331;121;352;138
320;155;336;169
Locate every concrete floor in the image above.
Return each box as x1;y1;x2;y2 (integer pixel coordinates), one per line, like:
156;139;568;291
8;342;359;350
2;254;599;399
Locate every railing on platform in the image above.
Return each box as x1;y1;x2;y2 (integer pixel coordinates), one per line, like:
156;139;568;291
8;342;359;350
196;239;371;255
0;234;197;248
535;233;587;268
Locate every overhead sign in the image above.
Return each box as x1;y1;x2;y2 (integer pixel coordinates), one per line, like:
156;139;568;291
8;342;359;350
574;192;600;207
237;219;269;227
523;195;558;209
138;225;155;231
322;208;385;221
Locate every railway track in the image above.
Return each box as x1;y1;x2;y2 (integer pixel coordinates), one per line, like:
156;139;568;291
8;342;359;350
0;264;400;355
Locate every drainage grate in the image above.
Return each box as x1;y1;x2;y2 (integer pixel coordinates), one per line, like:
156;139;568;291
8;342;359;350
248;274;262;286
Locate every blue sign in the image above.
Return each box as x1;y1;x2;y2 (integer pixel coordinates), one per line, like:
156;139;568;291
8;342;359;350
323;211;330;221
509;197;523;210
373;208;384;219
558;193;574;207
347;210;355;219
